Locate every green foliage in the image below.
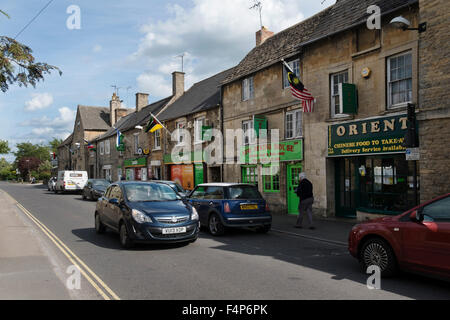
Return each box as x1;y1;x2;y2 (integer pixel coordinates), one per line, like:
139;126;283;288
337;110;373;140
14;142;50;163
0;36;62;92
49;137;63;153
0;157;14;180
0;139;9;154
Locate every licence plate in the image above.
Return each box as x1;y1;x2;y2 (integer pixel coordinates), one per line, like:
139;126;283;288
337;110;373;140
240;204;258;210
162;227;187;235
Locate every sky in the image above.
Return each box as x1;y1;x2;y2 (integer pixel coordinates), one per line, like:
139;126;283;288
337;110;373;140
0;0;336;162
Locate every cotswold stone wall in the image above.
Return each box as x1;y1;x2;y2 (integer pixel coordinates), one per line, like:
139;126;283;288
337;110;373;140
418;0;450;202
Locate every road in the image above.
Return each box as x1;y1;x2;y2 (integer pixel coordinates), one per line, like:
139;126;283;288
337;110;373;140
1;182;449;300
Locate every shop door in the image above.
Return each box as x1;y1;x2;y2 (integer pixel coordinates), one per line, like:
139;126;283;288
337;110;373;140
287;164;302;215
335;158;359;218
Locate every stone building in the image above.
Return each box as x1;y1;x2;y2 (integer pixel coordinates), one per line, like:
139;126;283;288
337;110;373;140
158;68;233;190
417;0;450;202
221;0;420;219
56;133;73;171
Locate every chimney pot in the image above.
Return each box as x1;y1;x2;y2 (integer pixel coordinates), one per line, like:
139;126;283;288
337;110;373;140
256;26;274;46
135;93;149;113
172;71;185;98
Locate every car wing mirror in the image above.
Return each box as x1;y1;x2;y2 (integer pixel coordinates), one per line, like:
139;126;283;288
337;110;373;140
410;209;424;222
109;198;119;205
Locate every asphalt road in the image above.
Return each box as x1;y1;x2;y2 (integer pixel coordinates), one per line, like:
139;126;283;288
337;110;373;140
1;182;449;300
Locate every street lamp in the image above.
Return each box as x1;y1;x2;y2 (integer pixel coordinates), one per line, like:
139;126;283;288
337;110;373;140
390;16;427;33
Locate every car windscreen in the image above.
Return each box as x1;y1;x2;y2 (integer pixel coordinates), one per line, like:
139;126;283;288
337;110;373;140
172;183;185;193
124;184;180;202
93;181;110;189
228;186;262;200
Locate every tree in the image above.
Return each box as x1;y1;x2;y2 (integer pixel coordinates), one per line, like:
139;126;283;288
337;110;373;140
49;138;63;154
17;157;41;180
0;157;14;180
14;142;50;162
1;11;61;92
0;139;9;154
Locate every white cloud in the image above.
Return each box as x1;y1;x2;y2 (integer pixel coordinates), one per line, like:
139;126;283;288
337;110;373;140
24;93;54;111
19;107;76;140
131;0;308;99
93;44;102;53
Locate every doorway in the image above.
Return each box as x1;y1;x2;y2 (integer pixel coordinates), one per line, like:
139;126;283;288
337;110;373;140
287;163;302;215
335;158;359;218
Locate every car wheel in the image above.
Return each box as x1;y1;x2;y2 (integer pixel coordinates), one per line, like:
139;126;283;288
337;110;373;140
359;238;397;278
119;223;134;249
95;213;106;234
208;213;225;236
256;224;271;234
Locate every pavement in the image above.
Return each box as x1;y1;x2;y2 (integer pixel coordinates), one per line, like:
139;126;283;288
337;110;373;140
270;213;357;246
0;188;72;300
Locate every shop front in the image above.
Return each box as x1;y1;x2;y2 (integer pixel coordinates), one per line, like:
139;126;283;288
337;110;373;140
124;157;148;181
240;139;303;215
164;151;206;190
328;114;419;219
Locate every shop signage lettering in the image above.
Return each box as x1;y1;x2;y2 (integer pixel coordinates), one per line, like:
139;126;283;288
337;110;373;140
240;139;303;163
124;157;147;167
328;114;409;156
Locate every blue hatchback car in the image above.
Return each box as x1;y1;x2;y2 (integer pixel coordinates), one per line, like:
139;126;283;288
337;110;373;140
187;183;272;236
95;181;200;248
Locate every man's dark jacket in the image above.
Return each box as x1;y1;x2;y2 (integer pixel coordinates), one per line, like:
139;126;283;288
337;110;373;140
296;179;313;200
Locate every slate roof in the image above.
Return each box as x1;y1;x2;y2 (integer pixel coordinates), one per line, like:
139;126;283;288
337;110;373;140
223;0;418;85
58;133;73;148
94;96;172;142
158;68;234;122
78;105;111;130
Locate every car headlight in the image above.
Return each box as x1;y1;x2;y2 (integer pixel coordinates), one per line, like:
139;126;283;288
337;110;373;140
132;209;153;224
191;207;199;221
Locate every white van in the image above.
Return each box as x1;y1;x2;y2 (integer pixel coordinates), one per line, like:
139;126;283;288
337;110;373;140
55;171;88;194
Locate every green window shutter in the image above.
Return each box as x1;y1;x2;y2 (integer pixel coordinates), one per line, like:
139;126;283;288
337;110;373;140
340;83;358;114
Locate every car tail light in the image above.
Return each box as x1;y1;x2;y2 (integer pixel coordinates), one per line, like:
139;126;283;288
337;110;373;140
224;202;231;213
265;203;270;212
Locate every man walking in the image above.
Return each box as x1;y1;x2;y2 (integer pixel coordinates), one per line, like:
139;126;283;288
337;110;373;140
295;172;315;230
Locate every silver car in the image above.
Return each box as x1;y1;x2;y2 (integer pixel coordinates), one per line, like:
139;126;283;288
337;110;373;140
47;177;57;191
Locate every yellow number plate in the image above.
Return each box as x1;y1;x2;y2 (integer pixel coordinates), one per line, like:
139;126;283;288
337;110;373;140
240;204;258;210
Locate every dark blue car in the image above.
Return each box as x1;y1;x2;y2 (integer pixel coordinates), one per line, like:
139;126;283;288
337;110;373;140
187;183;272;236
95;181;200;248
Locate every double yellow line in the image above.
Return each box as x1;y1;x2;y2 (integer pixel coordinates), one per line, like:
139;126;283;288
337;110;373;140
5;191;120;300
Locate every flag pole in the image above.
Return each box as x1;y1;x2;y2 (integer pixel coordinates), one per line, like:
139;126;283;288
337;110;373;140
281;59;294;73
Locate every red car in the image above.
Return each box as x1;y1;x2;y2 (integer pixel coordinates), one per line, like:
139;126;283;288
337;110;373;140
349;193;450;279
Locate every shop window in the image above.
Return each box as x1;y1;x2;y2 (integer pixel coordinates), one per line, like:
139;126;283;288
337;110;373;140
358;155;419;213
242;166;258;186
285;110;302;139
263;166;280;193
330;70;349;118
387;52;412;109
242;76;254;101
283;59;300;89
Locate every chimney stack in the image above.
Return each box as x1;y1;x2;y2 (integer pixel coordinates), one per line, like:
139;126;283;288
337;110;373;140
256;26;274;46
135;93;149;113
172;71;185;98
110;93;121;126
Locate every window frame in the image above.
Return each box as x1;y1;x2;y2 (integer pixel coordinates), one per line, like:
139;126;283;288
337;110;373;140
176;120;186;145
242;76;255;101
99;141;105;155
242;119;256;146
387;51;413;110
330;70;349;118
194;117;205;144
154;130;161;150
105;139;110;155
283;59;300;89
262;165;280;193
134;134;139;155
285;109;303;140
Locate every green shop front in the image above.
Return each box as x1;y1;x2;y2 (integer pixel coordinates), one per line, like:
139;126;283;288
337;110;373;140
124;157;148;181
328;114;419;218
240;139;304;214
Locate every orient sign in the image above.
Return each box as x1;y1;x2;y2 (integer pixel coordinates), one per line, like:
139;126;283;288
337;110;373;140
328;114;409;157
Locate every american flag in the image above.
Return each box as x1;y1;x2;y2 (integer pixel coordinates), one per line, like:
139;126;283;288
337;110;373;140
283;60;315;113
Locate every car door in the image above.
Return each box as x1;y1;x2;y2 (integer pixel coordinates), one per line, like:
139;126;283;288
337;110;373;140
401;195;450;274
204;186;225;217
100;186;115;228
189;186;208;225
107;185;124;230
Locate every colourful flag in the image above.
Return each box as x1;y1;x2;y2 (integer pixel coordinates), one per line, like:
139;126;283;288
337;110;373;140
116;129;123;148
283;60;315;113
145;113;163;133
